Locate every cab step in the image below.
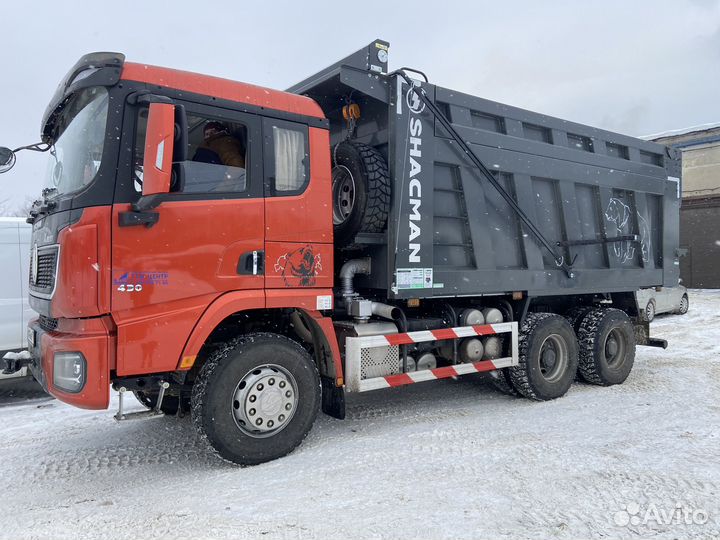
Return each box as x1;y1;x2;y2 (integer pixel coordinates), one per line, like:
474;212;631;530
113;381;169;421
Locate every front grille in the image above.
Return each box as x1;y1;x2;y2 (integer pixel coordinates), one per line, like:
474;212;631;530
39;315;58;332
30;246;59;296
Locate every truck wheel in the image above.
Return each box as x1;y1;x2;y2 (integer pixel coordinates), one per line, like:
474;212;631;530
577;308;635;386
489;369;520;396
509;313;578;401
678;294;689;315
564;306;594;382
565;306;594;334
133;390;190;415
331;141;390;245
645;300;655;322
191;333;321;465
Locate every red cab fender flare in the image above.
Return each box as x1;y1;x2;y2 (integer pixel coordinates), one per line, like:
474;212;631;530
177;290;264;370
176;290;343;386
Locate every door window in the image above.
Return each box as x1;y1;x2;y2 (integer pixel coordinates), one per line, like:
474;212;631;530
133;109;250;195
263;118;309;196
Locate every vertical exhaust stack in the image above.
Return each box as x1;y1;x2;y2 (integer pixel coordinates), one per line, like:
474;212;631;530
339;258;371;308
339;257;402;323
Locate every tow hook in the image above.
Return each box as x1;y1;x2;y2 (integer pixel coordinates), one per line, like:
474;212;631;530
2;350;32;375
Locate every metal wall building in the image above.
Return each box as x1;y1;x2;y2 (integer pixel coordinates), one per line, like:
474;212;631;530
648;123;720;288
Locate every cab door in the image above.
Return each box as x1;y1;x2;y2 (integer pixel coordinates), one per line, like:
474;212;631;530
262;117;333;294
111;101;265;375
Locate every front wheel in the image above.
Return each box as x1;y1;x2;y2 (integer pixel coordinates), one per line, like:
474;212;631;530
191;333;321;465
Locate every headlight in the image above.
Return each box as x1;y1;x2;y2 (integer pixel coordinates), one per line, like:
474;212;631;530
53;352;86;393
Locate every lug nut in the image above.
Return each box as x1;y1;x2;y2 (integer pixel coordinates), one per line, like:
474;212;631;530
249;408;256;416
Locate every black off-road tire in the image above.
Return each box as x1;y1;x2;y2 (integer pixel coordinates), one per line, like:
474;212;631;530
577;308;635;386
332;141;390;245
564;305;595;382
133;390;190;415
191;333;321;466
509;313;579;401
489;369;520;397
565;306;594;334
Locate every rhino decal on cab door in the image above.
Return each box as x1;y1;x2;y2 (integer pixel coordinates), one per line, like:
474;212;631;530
273;244;322;287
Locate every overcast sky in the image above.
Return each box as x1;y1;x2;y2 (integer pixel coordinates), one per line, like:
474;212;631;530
1;0;718;208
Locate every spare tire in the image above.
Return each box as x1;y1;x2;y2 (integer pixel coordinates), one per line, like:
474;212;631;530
331;141;390;245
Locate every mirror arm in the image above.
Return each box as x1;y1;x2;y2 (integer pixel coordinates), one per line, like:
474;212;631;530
132;194;164;212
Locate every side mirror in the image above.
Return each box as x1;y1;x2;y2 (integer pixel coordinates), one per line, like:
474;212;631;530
142;103;175;196
0;147;15;173
0;147;13;165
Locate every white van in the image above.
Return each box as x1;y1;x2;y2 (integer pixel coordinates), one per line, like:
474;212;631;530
0;217;35;380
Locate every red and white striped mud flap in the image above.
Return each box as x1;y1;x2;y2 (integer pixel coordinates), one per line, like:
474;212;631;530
344;322;518;393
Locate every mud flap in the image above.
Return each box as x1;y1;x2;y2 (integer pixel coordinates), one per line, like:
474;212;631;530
321;376;345;420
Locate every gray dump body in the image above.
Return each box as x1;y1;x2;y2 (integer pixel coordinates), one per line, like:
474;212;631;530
290;40;681;300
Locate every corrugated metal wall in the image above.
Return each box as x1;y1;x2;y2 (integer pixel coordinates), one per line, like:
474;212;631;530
679;195;720;288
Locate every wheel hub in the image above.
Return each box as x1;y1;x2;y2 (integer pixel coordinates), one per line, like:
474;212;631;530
541;348;557;370
538;334;568;383
603;329;626;367
232;365;297;438
331;165;356;225
606;337;618;357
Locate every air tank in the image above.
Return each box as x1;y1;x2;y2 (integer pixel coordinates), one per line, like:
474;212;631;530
459;338;484;363
481;307;504;324
459;308;484;326
482;336;502;360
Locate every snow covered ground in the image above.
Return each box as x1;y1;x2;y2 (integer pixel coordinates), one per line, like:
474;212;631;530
1;290;719;540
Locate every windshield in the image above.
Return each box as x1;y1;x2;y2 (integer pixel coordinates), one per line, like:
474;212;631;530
44;86;109;197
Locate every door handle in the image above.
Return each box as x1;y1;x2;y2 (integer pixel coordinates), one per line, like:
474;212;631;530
237;250;264;275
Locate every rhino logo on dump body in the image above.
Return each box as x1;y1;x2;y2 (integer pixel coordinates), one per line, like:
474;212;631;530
605;198;650;264
274;245;322;287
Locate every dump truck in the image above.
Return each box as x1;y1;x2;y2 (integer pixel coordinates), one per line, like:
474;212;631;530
0;40;680;465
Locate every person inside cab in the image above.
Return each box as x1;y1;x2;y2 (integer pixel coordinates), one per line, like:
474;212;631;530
193;121;245;168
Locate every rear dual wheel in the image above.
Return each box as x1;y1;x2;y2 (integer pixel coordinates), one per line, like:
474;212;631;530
509;313;579;401
491;308;635;398
576;308;635;386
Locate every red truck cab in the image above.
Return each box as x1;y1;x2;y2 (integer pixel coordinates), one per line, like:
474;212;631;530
26;53;340;410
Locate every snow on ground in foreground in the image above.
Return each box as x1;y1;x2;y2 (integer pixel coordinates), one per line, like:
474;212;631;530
1;291;719;540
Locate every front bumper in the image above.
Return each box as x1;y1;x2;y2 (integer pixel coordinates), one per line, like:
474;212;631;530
28;316;115;409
